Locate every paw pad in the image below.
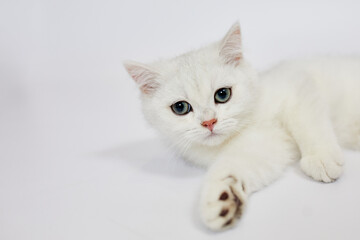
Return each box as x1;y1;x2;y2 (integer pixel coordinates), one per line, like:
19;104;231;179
219;192;229;200
223;219;233;227
219;209;229;217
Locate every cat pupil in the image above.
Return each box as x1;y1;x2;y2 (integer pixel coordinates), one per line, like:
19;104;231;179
175;102;185;111
218;89;227;98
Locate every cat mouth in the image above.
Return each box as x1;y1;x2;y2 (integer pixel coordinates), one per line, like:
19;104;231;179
201;131;228;146
205;131;221;138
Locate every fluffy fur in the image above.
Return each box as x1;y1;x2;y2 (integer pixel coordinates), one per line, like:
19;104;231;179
124;22;360;231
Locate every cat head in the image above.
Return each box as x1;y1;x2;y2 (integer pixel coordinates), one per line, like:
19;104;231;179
124;23;258;150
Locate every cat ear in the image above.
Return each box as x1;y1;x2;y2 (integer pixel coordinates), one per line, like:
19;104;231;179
219;22;243;66
123;61;160;95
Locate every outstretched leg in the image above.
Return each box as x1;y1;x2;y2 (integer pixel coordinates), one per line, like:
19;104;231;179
200;125;297;230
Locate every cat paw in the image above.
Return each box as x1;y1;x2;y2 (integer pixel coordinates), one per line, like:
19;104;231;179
200;176;246;231
300;154;344;183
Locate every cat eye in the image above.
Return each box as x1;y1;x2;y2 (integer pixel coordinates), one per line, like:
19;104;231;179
171;101;192;115
214;88;231;104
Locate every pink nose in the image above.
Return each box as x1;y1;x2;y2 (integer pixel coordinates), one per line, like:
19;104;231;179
201;118;217;131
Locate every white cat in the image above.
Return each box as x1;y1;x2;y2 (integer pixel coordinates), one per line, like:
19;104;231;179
124;22;360;231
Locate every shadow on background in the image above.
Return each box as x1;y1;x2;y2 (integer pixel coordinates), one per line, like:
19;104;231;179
95;138;204;178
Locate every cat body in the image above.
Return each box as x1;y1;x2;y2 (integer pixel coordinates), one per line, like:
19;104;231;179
124;23;360;231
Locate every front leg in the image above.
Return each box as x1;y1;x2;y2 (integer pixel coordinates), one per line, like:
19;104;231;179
285;82;344;182
200;126;296;230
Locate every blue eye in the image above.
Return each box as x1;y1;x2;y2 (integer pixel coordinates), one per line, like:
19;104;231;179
214;88;231;103
171;101;192;115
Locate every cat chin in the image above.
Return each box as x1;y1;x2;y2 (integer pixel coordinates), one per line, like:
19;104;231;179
198;132;229;146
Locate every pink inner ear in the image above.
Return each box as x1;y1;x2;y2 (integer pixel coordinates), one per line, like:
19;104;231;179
139;82;159;94
124;62;159;94
220;23;243;66
225;55;241;65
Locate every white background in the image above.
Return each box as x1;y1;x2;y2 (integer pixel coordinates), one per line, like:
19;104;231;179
1;0;360;239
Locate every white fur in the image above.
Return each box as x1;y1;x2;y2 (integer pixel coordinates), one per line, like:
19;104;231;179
124;22;360;231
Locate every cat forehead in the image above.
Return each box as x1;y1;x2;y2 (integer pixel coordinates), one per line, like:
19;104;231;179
160;65;237;106
152;45;242;102
156;44;220;74
174;62;218;83
161;53;232;86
